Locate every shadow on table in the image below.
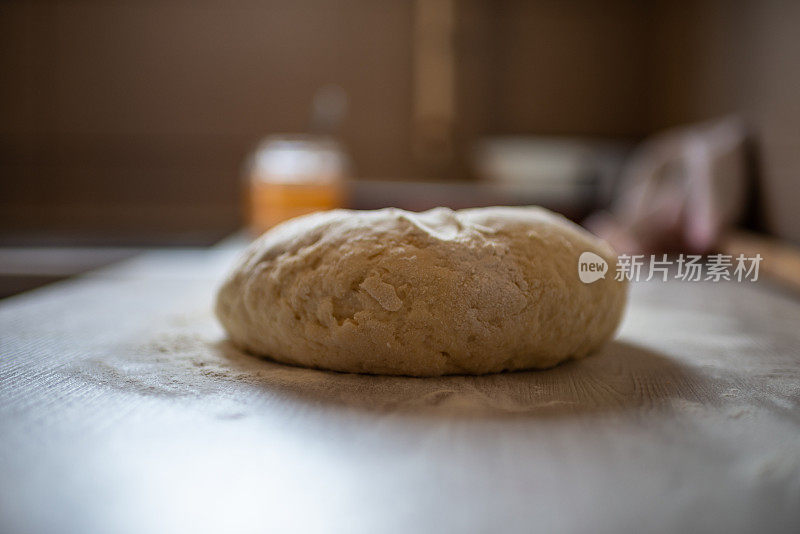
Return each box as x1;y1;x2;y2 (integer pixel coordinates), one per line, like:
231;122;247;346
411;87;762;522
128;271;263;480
213;339;703;418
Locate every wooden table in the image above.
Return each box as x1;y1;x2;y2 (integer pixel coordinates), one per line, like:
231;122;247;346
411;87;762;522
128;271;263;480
1;243;799;534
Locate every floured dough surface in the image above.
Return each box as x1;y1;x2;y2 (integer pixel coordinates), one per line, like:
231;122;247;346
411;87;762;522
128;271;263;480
215;206;627;376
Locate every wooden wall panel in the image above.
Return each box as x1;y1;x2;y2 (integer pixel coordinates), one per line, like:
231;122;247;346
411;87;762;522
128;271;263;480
0;0;415;242
488;0;649;137
1;0;797;243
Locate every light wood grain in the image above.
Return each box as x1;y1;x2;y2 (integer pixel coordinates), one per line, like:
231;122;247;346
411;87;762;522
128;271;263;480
1;244;799;534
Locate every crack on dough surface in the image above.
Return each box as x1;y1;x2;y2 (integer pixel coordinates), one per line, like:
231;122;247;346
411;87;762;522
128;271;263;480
360;274;403;312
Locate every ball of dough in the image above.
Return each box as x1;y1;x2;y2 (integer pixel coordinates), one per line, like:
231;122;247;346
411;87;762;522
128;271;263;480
215;206;627;376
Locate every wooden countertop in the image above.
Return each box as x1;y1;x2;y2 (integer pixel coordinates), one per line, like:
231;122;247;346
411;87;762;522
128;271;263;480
1;243;799;534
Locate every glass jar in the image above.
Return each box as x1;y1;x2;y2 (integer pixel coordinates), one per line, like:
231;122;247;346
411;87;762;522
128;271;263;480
245;135;349;235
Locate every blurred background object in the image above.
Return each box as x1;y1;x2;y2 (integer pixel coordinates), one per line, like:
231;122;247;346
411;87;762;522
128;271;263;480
246;135;348;234
586;116;748;254
1;0;799;293
246;84;349;234
475;136;630;219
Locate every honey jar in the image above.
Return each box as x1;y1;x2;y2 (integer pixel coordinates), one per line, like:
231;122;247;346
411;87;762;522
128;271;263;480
245;135;348;235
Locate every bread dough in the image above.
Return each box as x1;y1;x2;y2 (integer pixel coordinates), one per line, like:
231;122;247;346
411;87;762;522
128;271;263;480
215;207;627;376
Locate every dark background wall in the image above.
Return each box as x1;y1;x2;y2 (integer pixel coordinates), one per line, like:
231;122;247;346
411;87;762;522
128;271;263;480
649;0;800;244
1;0;798;244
